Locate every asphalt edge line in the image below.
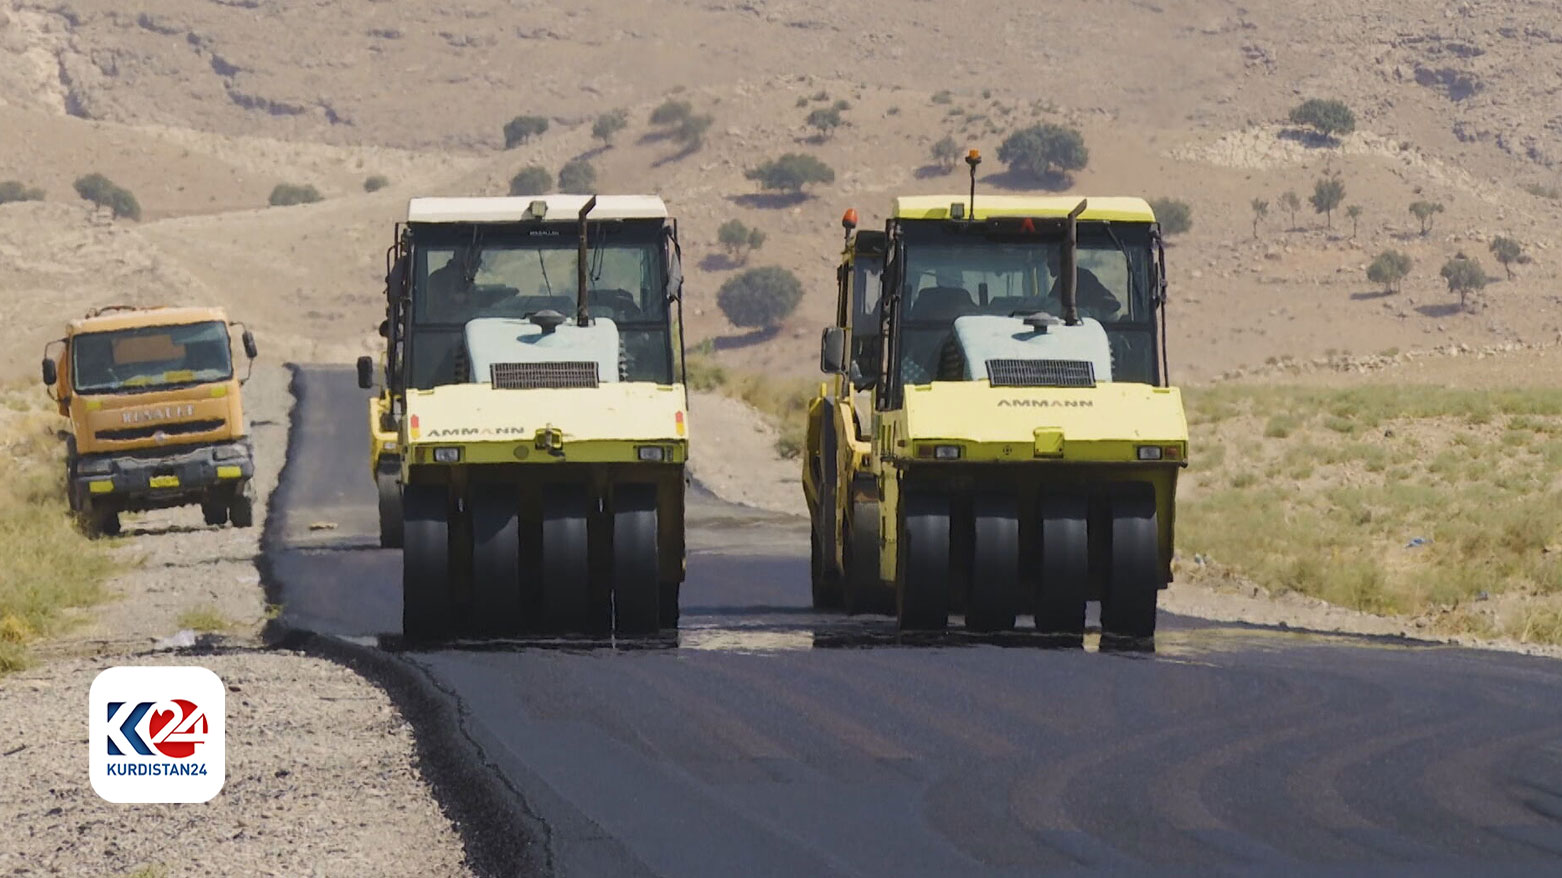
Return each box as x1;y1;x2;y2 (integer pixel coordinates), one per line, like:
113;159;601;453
255;362;549;878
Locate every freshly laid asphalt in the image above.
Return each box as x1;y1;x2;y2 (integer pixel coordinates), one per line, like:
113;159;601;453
268;366;1562;877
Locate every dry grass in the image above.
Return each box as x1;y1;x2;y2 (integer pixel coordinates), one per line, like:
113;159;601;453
1183;385;1562;644
686;354;814;458
176;605;234;633
0;383;117;673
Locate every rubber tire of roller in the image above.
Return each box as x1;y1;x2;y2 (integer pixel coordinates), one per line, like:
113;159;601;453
611;484;661;637
967;494;1019;632
377;471;404;548
1035;494;1088;642
470;482;522;636
897;493;950;632
402;484;454;644
540;484;592;633
1100;494;1160;642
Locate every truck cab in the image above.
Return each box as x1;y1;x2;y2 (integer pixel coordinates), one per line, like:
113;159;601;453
42;306;259;535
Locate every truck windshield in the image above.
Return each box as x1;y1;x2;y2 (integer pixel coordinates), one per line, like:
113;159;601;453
72;321;234;395
896;222;1159;384
407;225;673;388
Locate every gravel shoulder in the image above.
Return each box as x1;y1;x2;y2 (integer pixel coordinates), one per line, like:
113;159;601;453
0;365;472;878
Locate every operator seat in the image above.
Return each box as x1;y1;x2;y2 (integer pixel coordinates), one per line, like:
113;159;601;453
901;286;976;384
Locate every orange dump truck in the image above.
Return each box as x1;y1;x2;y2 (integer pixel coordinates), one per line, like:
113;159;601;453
41;306;259;535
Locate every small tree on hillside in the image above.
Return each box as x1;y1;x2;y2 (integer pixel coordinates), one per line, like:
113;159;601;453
509;166;553;196
717;266;803;329
1289;98;1356;140
1279;190;1301;229
672;113;714;152
1345;205;1362;239
503;115;549;148
269;182;323;206
806;106;843;139
717;219;766;263
558;158;596;194
1250;198;1268;239
0;180;45;204
1489;235;1525;280
1149;198;1192;236
997;123;1089;181
931;135;960;173
592;109;629;146
649;99;693;126
1409;200;1444;236
1366;249;1412;294
1310;173;1346;228
1440;253;1488;310
74;173;140;221
363;175;390;193
745;153;835;196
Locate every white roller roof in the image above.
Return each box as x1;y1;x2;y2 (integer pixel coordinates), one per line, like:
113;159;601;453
407;195;668;223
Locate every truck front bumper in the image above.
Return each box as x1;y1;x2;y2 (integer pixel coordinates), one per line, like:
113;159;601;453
74;441;253;511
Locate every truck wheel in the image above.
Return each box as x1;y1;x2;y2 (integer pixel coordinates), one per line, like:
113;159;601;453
810;528;844;611
540;484;591;633
470;483;522;635
402;484;453;644
228;484;255;528
1100;493;1160;643
202;494;229;527
611;485;660;637
967;494;1019;632
377;471;404;548
896;493;949;631
87;504;121;538
1035;495;1088;643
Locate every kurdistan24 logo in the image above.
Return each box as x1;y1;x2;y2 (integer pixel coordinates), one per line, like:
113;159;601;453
90;666;226;803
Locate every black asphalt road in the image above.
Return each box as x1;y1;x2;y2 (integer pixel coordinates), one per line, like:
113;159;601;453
270;367;1562;878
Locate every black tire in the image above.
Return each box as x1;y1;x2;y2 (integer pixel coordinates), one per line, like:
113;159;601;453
843;500;889;615
402;484;453;644
89;503;121;537
470;483;522;635
1100;492;1160;642
1036;494;1089;641
896;493;949;631
659;581;680;629
611;485;660;637
377;470;404;548
228;484;255;529
810;527;844;611
540;484;591;633
967;494;1019;632
201;493;229;527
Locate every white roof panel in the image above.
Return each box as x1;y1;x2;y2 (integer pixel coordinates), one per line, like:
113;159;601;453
407;195;668;223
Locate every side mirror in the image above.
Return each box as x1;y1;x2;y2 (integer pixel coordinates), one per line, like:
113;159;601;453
41;358;57;387
378;319;390;339
356;356;375;390
242;330;259;360
819;327;847;375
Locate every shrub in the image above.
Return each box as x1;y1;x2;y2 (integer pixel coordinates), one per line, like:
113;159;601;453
1440;253;1488;309
1345;204;1363;238
672;113;713;151
716;266;803;329
1279;190;1301;228
557;158;596;194
745;153;835;195
0;180;44;204
592;109;629;146
1289;98;1356;139
1309;174;1346;227
268;183;323;207
1149;198;1192;236
1489;236;1525;280
806;106;842;138
1250;198;1268;238
832;99;851;111
508;166;553;196
717;219;766;262
362;174;390;193
73;174;140;220
649;99;693;126
1409;200;1444;235
931;90;953;104
931;135;960;172
502;115;549;148
997;123;1088;181
1366;250;1412;293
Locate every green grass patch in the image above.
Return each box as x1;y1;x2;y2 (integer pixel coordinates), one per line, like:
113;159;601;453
0;385;117;673
176;605;234;633
1183;383;1562;644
